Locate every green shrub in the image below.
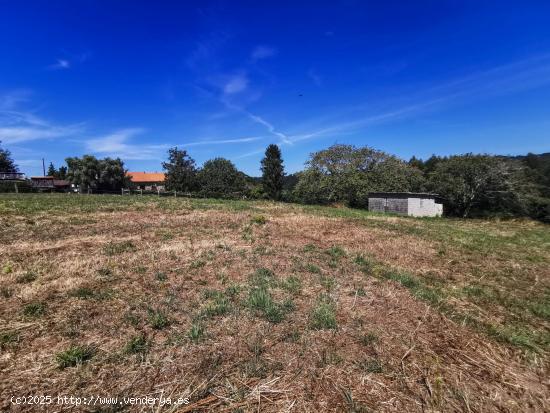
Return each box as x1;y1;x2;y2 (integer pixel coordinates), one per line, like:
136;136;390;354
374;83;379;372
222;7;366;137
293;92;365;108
56;345;95;369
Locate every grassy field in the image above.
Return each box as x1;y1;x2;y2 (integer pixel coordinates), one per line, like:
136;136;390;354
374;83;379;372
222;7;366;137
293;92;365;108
1;193;549;412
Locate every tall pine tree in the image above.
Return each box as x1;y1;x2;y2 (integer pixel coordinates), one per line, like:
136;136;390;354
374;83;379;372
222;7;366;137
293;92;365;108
47;162;57;177
261;144;284;200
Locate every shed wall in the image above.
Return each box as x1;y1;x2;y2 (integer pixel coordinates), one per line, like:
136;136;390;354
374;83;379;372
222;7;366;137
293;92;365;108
368;197;408;215
368;196;443;217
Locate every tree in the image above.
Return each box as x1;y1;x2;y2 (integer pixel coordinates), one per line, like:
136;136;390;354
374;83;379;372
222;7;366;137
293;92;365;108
261;144;285;200
66;155;127;192
408;156;424;170
294;144;425;207
57;166;68;180
47;162;57;177
428;154;512;217
197;158;247;198
0;141;18;173
162;147;197;192
98;158;127;190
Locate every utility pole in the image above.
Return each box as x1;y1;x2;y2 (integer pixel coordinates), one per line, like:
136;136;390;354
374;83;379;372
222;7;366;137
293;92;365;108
42;158;46;176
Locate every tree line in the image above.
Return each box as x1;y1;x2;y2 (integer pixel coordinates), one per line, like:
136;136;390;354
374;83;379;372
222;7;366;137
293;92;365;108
1;140;549;222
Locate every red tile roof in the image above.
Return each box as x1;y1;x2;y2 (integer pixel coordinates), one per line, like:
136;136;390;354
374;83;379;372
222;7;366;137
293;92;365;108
126;172;165;183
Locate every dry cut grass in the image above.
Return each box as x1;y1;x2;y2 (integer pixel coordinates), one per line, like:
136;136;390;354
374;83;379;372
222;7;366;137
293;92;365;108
0;194;549;412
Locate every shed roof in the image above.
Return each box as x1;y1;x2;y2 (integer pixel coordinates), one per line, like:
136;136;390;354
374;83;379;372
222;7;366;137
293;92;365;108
368;192;441;200
126;172;165;183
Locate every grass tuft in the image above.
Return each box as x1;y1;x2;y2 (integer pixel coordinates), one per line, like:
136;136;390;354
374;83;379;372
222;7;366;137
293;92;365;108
56;345;95;369
22;302;46;317
0;331;19;349
310;294;337;330
103;240;136;256
147;309;170;330
16;271;37;284
124;334;149;354
188;321;206;343
251;215;267;225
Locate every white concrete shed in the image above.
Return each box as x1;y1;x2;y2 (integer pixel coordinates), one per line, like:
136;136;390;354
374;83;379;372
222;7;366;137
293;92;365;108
368;192;443;217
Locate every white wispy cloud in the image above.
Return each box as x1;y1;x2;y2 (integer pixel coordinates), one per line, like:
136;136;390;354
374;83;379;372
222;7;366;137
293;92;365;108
49;59;71;70
47;52;91;71
84;129;261;160
251;46;276;62
0;92;83;144
84;128;167;160
234;148;265;159
307;69;322;86
283;53;550;144
184;136;262;146
223;73;249;95
243;111;291;144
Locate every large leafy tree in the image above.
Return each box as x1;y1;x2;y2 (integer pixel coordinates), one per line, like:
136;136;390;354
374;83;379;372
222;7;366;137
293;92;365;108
162;147;197;192
197;158;247;198
0;141;18;173
66;155;127;192
98;158;127;190
294;144;425;207
261;144;285;200
428;154;513;217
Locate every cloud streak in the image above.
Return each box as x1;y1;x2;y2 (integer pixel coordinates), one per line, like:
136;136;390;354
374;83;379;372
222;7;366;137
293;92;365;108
251;46;276;62
0;92;83;144
283;53;550;144
223;73;249;95
49;59;70;70
84;128;167;160
184;136;262;146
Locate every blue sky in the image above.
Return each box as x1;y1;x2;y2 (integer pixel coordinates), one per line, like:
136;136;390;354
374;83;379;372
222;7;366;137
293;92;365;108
1;1;550;177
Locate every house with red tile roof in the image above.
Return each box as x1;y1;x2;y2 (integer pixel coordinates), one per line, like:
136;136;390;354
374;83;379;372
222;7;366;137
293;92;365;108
126;172;166;191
